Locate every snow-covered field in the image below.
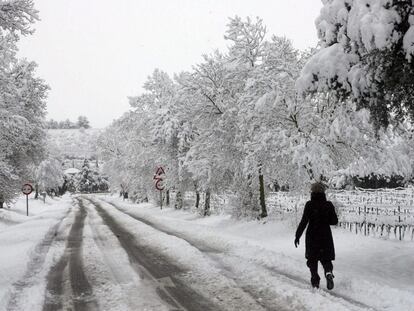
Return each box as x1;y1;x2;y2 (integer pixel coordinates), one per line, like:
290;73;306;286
47;128;102;160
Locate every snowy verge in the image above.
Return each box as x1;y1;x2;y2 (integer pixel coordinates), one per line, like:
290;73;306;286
0;194;74;310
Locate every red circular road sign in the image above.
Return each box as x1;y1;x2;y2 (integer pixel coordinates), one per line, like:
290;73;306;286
155;179;165;191
22;183;33;195
153;167;165;191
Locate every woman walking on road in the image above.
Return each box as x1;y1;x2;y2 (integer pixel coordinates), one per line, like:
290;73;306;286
295;182;338;289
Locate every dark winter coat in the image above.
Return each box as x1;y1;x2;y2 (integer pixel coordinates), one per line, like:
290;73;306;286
295;192;338;261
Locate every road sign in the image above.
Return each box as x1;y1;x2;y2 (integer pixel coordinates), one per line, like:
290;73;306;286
155;167;165;176
155;179;164;191
154;167;165;209
22;183;33;195
22;183;33;216
153;167;165;191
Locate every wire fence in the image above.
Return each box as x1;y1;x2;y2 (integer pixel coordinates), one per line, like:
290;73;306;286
166;187;414;241
267;188;414;241
330;188;414;241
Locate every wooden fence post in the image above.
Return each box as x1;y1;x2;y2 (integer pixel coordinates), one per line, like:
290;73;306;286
398;206;401;241
363;206;367;236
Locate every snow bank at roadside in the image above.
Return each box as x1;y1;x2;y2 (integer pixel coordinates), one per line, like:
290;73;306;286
0;193;67;227
0;194;73;310
99;194;414;311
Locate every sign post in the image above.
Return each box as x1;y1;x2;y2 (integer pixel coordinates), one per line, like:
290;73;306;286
22;183;33;216
160;190;163;210
153;167;165;209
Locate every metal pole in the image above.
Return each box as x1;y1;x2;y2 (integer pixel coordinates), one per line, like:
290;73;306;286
26;194;29;216
160;190;162;210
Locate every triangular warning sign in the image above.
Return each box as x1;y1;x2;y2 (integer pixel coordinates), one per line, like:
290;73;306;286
155;167;165;176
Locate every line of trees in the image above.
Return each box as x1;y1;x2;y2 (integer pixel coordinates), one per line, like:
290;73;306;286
98;14;414;218
0;0;51;203
46;116;90;129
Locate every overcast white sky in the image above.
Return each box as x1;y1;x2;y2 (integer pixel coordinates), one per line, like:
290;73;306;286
18;0;323;128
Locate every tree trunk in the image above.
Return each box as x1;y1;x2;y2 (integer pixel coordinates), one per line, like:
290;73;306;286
194;182;200;209
35;184;39;199
195;191;200;209
175;191;183;209
258;170;267;218
166;190;170;206
304;162;314;181
204;189;211;216
242;174;256;216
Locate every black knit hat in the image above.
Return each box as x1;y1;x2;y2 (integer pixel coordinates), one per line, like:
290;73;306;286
310;182;325;193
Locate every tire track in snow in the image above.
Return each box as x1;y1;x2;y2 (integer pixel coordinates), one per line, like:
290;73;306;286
101;198;376;311
83;200;172;310
87;198;282;311
6;207;72;311
43;198;98;311
84;197;220;311
98;200;291;311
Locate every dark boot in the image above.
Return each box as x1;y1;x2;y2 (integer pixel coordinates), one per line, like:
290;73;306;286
325;272;334;290
311;275;320;288
307;259;320;288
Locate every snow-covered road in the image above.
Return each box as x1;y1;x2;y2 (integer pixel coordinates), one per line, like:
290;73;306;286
0;194;412;310
94;199;371;311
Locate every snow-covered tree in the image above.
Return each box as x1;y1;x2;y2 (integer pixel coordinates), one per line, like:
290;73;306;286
297;0;414;128
0;0;38;35
177;51;238;214
77;116;90;129
36;158;64;193
74;159;108;193
99;14;413;219
0;0;48;202
98;110;154;200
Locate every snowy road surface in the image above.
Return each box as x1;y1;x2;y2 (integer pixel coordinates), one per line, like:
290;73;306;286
0;194;413;310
